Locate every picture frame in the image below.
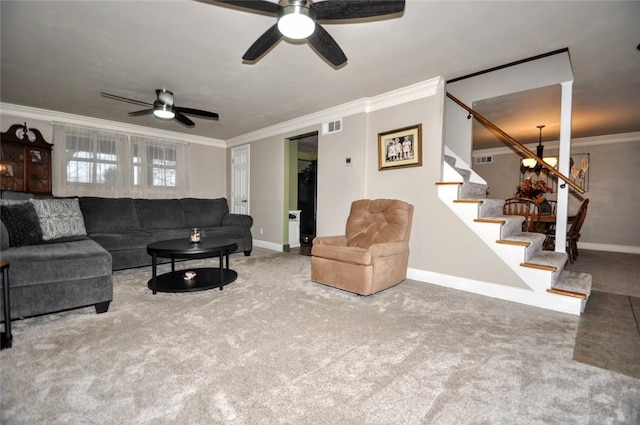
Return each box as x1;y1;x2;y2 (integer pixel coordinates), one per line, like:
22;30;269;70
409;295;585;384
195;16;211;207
378;124;422;170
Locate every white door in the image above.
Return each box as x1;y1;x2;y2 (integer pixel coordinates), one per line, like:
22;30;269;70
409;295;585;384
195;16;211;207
231;146;249;214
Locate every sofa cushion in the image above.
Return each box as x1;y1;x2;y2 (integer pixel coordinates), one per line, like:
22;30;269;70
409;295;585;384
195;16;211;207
30;198;87;241
89;231;156;252
1;239;112;287
0;202;43;247
1;199;30;249
181;198;229;227
135;199;185;230
79;197;140;233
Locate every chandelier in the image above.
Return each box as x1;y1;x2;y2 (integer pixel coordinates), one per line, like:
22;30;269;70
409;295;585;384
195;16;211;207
521;125;558;171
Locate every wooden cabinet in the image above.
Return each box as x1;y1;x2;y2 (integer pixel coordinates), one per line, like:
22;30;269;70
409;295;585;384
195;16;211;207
1;124;53;195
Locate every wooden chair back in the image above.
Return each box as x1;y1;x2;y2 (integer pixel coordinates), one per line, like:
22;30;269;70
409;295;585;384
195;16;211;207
568;199;589;239
503;197;540;233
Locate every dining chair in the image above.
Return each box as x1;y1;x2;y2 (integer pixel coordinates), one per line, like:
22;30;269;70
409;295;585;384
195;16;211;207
544;199;589;262
503;197;541;233
545;200;557;215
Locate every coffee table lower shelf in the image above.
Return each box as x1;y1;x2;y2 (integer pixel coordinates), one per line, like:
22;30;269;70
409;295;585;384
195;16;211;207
147;267;237;293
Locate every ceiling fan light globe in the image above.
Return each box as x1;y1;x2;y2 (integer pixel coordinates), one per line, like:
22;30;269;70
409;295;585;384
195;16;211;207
153;104;175;119
278;5;315;39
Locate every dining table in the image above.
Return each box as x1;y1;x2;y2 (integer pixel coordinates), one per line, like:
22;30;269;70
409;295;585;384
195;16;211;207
536;213;575;233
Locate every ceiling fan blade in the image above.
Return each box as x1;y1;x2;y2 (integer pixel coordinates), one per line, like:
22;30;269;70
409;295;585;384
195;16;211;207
215;0;279;15
128;109;154;116
101;92;152;107
174;111;196;127
307;24;347;67
313;0;405;20
243;24;282;61
175;107;219;121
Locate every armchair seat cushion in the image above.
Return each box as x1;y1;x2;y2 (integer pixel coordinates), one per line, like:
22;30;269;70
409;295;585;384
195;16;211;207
312;243;372;265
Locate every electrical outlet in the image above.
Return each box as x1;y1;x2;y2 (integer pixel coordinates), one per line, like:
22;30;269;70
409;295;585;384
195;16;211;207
260;228;264;235
346;157;352;166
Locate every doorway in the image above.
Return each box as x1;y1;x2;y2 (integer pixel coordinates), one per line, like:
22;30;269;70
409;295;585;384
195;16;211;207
290;133;318;252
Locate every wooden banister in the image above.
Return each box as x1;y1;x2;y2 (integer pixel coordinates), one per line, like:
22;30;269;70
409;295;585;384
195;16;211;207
446;92;585;194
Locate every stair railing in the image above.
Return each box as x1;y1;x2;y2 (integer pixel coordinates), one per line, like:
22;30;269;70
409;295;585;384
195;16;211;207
446;92;585;194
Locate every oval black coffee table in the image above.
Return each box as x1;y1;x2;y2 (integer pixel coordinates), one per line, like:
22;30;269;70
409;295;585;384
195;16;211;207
146;238;238;294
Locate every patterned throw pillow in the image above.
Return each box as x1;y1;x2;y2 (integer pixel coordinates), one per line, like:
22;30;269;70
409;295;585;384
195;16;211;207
30;198;87;241
0;202;44;247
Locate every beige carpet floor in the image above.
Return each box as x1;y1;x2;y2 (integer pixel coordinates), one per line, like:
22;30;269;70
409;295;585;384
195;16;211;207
1;248;639;424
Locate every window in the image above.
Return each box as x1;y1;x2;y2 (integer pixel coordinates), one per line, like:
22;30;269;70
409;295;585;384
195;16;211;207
131;137;179;189
66;135;118;185
53;124;188;198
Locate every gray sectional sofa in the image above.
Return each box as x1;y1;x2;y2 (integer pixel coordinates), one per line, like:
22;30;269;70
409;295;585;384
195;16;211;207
0;195;252;320
79;197;253;270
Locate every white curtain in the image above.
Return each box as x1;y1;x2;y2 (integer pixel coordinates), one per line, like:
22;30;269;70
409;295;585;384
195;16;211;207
53;124;189;199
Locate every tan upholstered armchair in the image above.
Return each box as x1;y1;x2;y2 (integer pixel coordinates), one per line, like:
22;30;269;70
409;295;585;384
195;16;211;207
311;199;414;295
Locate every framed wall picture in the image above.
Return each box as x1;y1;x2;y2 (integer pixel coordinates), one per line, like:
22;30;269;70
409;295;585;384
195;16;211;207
378;124;422;170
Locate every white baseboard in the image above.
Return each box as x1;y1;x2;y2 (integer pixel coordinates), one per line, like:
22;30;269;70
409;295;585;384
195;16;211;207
252;239;284;252
406;268;583;316
578;242;640;255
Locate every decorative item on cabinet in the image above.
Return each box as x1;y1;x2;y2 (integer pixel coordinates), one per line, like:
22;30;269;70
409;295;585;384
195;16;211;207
1;123;53;195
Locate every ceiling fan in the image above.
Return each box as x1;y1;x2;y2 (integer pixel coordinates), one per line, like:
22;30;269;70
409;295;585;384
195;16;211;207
214;0;406;67
100;89;219;127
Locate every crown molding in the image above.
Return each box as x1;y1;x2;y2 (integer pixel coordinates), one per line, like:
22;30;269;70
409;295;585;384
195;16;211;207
226;76;442;147
0;103;226;148
472;131;640;157
366;77;441;113
226;98;369;147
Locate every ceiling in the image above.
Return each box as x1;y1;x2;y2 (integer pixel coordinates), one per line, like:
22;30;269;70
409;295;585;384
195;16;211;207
1;1;639;150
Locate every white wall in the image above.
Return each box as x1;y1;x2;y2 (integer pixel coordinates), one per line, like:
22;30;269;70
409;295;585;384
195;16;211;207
316;113;367;236
187;143;226;198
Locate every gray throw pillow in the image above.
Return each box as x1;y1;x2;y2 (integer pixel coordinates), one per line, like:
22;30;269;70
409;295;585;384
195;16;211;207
0;202;44;247
30;198;87;241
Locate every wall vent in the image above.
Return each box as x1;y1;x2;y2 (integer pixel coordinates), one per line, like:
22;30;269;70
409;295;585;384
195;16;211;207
474;155;493;165
322;119;342;135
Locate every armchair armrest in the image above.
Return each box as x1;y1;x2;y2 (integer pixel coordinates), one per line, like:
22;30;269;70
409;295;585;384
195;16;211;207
313;235;347;247
369;241;409;259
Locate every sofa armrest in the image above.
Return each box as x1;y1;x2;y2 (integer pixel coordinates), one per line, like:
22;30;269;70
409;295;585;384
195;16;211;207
222;213;253;229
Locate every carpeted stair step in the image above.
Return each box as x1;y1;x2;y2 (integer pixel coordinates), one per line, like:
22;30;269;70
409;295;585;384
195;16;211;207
478;198;505;217
549;270;592;299
497;232;546;262
521;250;568;273
444;155;456;168
460;181;487;199
476;215;525;239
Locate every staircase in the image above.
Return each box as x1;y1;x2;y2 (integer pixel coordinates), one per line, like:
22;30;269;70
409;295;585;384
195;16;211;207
436;147;591;315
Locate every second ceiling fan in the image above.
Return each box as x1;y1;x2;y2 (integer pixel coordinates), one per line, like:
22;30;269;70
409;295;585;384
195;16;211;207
100;89;219;128
215;0;406;67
